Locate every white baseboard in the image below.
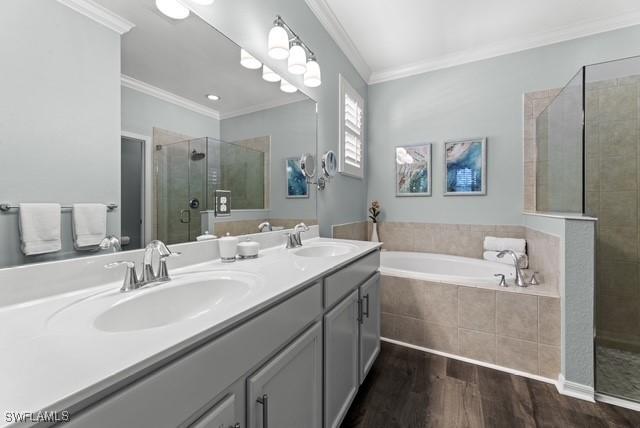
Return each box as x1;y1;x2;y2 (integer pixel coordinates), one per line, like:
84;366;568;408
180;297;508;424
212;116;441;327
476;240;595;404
595;393;640;411
381;337;557;385
556;374;595;402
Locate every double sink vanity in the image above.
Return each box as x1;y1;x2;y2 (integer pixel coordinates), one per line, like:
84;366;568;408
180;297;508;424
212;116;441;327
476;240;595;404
0;230;381;428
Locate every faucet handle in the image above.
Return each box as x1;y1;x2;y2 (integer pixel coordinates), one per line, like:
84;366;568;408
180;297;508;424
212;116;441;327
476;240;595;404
105;261;140;292
528;271;540;285
494;273;508;287
294;222;309;232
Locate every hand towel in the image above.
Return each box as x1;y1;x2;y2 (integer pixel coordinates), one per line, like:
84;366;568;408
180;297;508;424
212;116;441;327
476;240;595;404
483;236;526;254
18;203;62;255
483;251;529;269
72;203;107;249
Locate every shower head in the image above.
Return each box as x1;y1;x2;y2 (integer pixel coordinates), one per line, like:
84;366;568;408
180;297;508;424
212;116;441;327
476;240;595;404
191;150;206;161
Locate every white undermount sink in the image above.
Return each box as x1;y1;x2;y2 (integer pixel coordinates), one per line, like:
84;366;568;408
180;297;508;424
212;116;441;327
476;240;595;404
293;242;358;258
47;271;263;333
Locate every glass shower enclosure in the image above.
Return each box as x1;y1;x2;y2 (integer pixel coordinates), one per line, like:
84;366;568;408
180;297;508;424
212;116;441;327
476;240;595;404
536;55;640;403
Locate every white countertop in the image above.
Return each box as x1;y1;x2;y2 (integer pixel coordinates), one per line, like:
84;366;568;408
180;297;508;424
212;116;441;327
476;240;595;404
0;237;381;424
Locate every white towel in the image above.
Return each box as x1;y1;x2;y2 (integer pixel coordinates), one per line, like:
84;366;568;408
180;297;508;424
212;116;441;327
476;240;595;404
18;203;62;255
483;236;526;254
483;251;529;269
72;203;107;249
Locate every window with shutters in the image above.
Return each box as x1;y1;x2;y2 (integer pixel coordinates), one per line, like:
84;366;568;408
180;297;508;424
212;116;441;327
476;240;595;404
338;74;365;178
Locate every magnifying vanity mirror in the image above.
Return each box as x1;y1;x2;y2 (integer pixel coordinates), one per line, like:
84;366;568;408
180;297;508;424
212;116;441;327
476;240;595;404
322;151;338;178
0;0;318;269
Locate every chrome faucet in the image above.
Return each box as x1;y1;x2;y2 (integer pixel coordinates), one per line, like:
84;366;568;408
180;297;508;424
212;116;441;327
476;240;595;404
284;223;310;249
99;235;122;252
258;221;272;232
104;240;180;292
496;249;527;287
294;222;309;246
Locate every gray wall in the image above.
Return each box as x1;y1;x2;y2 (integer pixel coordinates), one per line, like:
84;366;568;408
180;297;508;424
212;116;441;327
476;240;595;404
0;0;121;267
190;0;368;236
368;24;640;225
220;100;317;221
122;87;220;140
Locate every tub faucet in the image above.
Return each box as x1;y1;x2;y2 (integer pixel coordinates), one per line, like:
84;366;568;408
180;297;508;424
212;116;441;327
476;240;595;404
99;235;122;252
258;221;272;232
496;250;527;287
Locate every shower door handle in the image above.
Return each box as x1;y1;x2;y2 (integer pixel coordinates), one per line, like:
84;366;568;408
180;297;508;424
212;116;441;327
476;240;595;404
179;209;191;224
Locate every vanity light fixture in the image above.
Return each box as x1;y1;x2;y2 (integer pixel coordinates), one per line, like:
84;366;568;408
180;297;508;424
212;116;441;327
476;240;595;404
262;65;281;83
240;49;262;69
288;40;307;75
155;0;190;19
268;18;290;60
206;94;220;101
304;56;321;88
280;79;297;94
267;15;322;87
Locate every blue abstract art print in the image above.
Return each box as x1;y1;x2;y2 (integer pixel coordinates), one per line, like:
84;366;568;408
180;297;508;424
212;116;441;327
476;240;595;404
444;138;487;195
286;158;309;198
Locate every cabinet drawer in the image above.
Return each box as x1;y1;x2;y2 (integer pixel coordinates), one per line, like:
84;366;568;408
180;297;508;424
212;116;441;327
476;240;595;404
63;282;322;428
324;250;379;308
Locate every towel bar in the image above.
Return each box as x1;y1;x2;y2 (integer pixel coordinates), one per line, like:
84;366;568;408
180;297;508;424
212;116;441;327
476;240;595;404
0;203;118;213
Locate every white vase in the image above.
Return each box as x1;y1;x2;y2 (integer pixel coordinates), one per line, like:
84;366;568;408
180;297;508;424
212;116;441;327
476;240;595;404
370;223;379;242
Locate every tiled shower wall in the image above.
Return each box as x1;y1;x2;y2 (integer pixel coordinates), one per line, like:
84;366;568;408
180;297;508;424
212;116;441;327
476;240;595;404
585;75;640;351
523;89;561;211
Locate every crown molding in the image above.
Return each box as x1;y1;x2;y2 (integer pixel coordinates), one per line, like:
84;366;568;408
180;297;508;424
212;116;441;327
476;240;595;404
304;0;371;83
369;11;640;84
219;94;309;120
57;0;135;35
121;75;221;120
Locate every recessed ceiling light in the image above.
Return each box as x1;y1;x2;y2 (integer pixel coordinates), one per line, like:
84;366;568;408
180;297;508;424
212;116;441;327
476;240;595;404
206;94;220;101
156;0;190;19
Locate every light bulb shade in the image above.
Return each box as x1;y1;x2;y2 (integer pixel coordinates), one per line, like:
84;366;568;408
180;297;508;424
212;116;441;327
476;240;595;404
268;25;290;60
288;43;307;75
191;0;214;4
155;0;190;19
240;49;262;69
262;65;281;83
304;58;321;87
280;79;297;93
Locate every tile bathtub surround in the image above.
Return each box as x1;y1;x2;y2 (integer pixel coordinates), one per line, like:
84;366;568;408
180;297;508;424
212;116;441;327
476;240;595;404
381;274;561;379
331;221;369;241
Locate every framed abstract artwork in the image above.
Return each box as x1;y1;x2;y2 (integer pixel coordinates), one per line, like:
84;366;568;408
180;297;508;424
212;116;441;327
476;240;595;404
395;143;432;197
286;158;309;198
444;138;487;196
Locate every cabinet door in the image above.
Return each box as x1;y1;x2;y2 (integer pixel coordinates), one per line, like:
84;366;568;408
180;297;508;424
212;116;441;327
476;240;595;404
324;289;360;428
189;394;238;428
247;321;322;428
359;272;380;384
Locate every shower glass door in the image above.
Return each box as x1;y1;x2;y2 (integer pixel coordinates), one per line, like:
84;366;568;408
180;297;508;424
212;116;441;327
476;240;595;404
155;137;218;244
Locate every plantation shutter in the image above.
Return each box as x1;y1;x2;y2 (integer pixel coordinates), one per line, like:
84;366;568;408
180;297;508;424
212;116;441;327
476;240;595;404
339;74;365;178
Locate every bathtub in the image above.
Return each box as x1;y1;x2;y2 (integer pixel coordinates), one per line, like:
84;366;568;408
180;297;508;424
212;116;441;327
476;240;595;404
380;251;516;287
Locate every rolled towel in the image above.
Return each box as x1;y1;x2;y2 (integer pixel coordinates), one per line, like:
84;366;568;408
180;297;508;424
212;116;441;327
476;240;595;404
483;251;529;269
18;203;62;255
72;203;107;249
483;236;526;254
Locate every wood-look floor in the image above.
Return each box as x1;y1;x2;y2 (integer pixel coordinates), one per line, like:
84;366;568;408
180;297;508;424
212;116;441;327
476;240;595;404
341;342;640;428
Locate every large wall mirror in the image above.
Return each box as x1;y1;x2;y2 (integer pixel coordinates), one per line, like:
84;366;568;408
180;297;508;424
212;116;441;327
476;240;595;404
0;0;317;268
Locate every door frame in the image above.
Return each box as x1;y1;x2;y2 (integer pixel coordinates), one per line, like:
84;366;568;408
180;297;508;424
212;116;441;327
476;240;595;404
121;131;152;246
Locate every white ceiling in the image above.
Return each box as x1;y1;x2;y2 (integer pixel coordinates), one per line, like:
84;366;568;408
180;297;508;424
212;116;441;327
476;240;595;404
96;0;307;118
305;0;640;84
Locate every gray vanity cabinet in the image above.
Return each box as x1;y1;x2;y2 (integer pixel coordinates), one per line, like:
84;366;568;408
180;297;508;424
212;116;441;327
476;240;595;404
359;272;380;384
247;321;323;428
324;289;360;428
